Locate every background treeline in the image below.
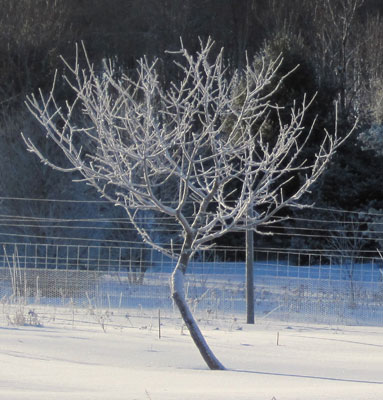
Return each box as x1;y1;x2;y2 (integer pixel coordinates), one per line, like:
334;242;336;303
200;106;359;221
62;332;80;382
1;0;383;253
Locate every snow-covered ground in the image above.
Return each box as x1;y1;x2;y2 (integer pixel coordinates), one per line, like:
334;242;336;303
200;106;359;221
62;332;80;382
1;315;382;400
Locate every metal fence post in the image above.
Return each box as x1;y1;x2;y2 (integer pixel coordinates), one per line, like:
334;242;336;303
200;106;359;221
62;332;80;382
246;207;254;324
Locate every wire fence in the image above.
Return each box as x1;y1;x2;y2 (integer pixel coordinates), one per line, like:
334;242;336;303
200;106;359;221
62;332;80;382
1;242;383;328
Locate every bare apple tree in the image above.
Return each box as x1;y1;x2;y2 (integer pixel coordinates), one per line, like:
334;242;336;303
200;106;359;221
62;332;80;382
23;39;354;370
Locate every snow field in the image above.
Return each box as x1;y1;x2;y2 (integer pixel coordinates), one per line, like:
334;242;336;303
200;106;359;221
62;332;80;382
0;315;382;400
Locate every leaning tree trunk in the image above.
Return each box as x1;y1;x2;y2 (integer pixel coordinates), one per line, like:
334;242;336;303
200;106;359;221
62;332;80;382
171;254;225;370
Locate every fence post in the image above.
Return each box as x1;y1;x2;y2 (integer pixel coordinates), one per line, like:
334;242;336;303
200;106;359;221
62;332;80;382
246;207;254;324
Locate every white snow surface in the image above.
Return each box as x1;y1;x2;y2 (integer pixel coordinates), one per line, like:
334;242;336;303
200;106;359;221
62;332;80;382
0;317;382;400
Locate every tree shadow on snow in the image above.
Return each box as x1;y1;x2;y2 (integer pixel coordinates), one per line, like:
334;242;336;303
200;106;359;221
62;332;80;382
233;369;383;385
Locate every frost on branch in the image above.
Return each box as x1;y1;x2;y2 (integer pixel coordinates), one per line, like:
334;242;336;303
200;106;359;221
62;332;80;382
23;39;353;257
23;38;355;370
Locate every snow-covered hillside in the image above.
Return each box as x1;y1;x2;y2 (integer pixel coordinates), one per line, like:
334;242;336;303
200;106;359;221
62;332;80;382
1;317;382;399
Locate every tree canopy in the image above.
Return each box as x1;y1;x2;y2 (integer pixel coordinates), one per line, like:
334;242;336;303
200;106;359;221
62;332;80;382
0;0;383;250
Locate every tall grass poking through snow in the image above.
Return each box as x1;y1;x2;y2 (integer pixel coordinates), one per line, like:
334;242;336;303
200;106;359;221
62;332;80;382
2;247;41;326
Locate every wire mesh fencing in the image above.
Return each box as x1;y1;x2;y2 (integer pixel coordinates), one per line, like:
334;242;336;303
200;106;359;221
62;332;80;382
1;241;383;328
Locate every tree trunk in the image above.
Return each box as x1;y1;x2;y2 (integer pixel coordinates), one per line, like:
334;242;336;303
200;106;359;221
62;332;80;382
171;265;225;370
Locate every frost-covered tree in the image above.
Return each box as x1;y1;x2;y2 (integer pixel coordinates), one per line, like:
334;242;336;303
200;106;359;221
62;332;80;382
23;39;354;370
